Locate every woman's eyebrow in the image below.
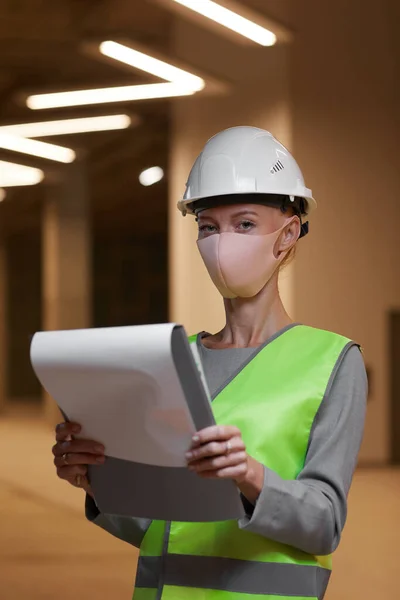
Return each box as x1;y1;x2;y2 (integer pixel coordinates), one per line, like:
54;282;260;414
230;209;259;218
198;209;259;222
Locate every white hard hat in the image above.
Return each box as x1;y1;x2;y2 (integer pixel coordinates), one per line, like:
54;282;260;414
178;126;316;219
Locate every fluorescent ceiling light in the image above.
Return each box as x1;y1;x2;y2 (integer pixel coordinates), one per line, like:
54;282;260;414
0;133;75;163
139;166;164;186
27;82;196;110
0;114;132;138
100;41;204;91
27;42;205;111
0;189;6;201
0;160;44;187
172;0;277;46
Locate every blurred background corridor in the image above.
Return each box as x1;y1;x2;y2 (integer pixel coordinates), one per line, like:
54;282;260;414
0;0;399;598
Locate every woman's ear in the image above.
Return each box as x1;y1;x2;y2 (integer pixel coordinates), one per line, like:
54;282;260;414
276;217;301;256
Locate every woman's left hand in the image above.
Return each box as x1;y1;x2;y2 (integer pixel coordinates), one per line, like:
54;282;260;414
185;425;258;484
186;424;246;481
186;425;264;503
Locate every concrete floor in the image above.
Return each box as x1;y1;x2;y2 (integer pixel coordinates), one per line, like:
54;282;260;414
0;412;398;599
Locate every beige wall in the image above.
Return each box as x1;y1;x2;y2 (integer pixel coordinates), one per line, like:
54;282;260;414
290;0;400;463
0;242;6;412
169;0;399;463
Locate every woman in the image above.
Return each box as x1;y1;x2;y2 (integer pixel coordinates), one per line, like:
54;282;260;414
52;127;367;600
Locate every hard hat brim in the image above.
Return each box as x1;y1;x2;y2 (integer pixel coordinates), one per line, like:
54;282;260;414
178;192;317;217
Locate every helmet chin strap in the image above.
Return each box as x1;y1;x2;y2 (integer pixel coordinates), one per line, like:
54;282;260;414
300;221;309;238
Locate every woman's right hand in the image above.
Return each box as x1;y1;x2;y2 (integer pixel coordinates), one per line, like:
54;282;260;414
52;421;106;499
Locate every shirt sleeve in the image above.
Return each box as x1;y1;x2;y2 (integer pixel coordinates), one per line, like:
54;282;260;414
85;493;152;549
239;344;367;556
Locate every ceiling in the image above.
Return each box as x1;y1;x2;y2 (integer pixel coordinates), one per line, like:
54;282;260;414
0;0;175;236
0;0;292;237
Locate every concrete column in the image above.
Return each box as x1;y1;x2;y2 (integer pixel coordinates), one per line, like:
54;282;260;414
42;162;91;425
0;240;7;413
169;20;294;333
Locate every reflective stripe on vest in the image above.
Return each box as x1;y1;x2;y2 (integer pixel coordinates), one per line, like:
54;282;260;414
136;555;331;597
133;325;354;600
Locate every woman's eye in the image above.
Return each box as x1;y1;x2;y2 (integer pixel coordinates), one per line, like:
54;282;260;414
238;220;255;231
199;224;217;233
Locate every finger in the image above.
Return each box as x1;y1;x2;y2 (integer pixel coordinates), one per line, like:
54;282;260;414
191;425;241;448
186;436;245;462
197;463;248;480
72;474;88;488
55;422;81;441
54;452;105;467
52;439;105;457
56;464;88;481
189;451;247;473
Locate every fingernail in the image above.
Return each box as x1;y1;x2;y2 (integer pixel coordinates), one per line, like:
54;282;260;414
185;452;193;460
192;435;199;443
94;445;105;453
72;425;81;433
188;465;196;471
60;442;69;451
96;455;105;463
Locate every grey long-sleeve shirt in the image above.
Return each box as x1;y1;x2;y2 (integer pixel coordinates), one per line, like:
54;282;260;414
86;330;367;556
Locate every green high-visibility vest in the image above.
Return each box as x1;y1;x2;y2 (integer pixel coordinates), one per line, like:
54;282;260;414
133;325;354;600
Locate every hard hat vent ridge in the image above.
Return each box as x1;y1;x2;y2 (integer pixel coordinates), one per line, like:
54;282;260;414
270;160;284;174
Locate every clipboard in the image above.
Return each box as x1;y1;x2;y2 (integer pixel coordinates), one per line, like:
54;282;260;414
31;323;245;522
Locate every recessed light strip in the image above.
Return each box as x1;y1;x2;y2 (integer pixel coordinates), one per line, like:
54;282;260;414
0;114;132;138
0;160;44;186
100;41;204;91
172;0;277;46
0;133;75;163
27;82;196;110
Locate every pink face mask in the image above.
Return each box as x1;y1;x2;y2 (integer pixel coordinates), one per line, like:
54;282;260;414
197;221;292;299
